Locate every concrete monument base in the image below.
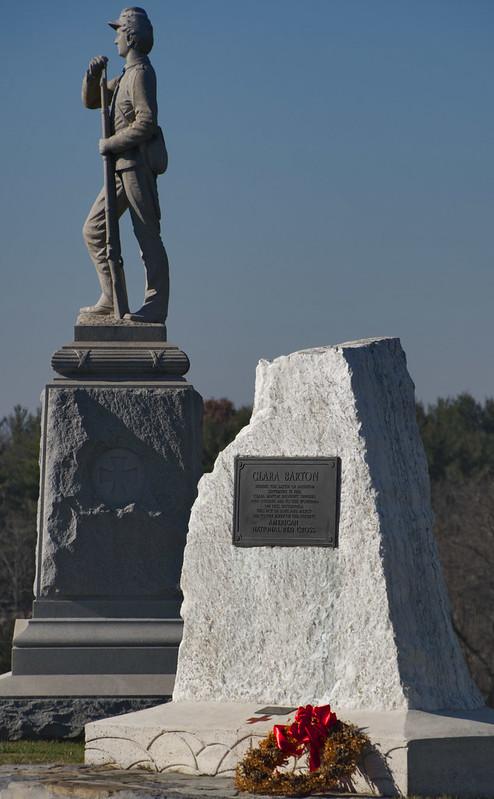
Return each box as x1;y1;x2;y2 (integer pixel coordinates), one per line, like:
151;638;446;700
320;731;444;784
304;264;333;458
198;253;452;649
85;701;494;797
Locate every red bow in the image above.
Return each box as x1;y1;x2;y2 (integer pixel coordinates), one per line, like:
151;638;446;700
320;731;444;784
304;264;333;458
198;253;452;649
273;704;338;772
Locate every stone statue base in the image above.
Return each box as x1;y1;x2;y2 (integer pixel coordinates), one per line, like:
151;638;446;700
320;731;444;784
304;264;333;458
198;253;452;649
0;320;202;738
85;701;494;797
51;318;189;378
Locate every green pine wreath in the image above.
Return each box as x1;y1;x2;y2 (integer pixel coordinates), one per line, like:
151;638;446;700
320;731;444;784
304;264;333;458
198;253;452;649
235;705;370;796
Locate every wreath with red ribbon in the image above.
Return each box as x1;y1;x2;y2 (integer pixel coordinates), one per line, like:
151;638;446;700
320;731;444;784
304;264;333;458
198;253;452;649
235;704;369;796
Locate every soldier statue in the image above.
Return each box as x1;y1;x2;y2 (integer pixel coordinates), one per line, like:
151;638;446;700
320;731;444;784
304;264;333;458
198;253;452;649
81;7;169;324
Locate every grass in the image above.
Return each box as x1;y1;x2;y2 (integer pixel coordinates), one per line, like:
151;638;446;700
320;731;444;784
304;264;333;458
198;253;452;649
0;739;84;765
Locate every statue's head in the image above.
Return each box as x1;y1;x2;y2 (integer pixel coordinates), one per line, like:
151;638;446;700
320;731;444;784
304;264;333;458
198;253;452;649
109;7;154;56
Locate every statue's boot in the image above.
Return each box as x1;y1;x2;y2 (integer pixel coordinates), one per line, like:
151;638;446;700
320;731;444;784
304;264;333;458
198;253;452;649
124;311;162;323
80;293;114;316
80;271;114;315
123;294;167;325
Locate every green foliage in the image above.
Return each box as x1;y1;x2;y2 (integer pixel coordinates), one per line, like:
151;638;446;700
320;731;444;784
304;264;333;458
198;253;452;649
0;406;41;672
0;406;41;507
417;394;494;482
202;398;252;472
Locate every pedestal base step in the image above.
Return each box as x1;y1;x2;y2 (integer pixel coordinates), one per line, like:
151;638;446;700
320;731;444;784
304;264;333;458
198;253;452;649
85;701;494;798
11;618;182;675
0;672;174;740
0;695;170;741
0;672;174;697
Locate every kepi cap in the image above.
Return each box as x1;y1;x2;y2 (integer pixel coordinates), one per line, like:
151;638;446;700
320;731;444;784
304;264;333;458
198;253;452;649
108;7;150;30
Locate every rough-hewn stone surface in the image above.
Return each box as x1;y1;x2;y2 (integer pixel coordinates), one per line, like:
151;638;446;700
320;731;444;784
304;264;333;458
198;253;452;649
174;337;482;711
36;384;202;606
0;697;169;740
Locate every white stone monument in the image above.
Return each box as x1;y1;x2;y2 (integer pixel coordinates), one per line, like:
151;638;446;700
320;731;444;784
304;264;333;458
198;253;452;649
86;337;494;798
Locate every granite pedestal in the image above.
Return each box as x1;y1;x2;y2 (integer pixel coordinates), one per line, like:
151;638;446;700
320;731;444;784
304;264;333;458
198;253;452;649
0;317;202;738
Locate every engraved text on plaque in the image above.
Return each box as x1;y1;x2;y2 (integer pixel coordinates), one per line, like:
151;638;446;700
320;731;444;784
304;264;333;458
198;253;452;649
233;457;339;547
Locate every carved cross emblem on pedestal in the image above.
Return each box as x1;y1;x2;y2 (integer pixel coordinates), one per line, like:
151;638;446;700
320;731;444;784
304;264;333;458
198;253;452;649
92;448;143;508
98;453;138;498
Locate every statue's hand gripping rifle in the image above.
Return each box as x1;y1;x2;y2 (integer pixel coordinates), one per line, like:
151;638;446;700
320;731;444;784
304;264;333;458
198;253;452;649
100;64;130;319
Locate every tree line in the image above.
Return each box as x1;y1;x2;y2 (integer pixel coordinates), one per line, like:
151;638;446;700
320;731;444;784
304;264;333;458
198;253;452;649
0;395;493;705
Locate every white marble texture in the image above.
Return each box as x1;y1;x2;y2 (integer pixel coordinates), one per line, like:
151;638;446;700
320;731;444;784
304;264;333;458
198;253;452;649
174;337;482;711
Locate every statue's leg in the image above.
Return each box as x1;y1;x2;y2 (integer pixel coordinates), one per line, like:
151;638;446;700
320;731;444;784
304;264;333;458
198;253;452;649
81;178;129;312
120;167;169;323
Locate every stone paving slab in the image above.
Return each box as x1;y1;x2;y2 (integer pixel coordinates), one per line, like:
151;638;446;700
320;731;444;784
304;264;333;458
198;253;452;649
0;764;377;799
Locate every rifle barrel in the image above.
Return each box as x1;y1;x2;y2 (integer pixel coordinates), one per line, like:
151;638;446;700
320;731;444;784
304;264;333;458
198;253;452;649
99;64;129;319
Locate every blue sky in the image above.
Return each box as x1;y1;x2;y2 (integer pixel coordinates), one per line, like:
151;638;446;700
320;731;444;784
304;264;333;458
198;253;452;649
1;1;493;416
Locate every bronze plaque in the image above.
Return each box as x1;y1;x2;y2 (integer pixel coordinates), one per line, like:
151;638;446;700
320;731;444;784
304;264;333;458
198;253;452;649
233;457;339;547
